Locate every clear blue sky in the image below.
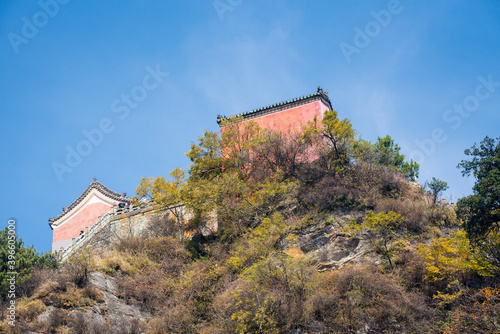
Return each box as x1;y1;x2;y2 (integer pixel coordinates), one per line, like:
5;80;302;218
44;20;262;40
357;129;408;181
1;1;499;252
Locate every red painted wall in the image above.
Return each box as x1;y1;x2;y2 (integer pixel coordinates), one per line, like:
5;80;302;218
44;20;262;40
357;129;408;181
222;100;328;133
53;202;112;244
220;100;330;164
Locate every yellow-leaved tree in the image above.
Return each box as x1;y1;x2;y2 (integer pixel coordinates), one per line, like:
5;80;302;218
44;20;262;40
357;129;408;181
417;230;497;308
136;167;186;240
301;110;355;171
346;211;406;269
184;119;299;238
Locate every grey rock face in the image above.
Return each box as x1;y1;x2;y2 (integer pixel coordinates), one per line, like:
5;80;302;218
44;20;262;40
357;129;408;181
284;211;376;270
34;271;149;333
89;271;149;322
89;271;118;295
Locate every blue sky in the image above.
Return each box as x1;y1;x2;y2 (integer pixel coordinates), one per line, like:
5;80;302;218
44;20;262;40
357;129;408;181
1;0;499;252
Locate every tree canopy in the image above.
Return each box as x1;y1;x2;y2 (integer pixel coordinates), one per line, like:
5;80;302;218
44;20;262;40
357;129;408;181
457;136;500;239
351;135;419;180
136;110;424;240
302;110;355;170
428;177;449;204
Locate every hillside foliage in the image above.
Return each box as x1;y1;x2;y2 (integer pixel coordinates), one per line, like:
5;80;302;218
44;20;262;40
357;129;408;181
2;112;499;333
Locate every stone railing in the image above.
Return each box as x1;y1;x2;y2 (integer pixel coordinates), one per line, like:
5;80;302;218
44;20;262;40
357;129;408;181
57;203;216;261
59;206;142;262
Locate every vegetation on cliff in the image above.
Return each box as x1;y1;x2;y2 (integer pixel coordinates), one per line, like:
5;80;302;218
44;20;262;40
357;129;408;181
1;112;499;333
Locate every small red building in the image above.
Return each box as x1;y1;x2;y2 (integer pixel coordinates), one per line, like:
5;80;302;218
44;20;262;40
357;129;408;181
48;179;130;251
217;87;333;132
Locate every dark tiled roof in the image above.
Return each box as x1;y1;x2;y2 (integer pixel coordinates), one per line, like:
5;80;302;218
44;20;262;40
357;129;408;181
217;87;333;126
48;178;130;227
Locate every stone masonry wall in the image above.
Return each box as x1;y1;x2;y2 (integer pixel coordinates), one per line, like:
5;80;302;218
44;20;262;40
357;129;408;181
84;208;157;251
60;205;218;260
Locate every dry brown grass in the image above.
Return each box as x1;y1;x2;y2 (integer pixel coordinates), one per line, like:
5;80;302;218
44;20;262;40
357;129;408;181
306;264;436;333
16;299;46;323
93;249;154;276
33;280;61;299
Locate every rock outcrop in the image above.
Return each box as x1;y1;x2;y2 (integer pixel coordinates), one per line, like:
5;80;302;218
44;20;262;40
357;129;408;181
33;271;149;333
283;211;380;270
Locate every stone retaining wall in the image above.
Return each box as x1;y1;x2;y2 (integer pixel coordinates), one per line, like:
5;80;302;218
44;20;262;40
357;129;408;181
60;205;218;260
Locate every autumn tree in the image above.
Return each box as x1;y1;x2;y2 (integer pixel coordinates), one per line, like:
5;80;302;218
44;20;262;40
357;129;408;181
65;247;94;287
197;169;298;237
443;286;500;333
219;116;267;180
183;121;300;237
417;230;495;284
226;213;316;332
136;168;186;240
253;129;310;180
346;211;405;268
231;255;317;333
185;130;223;181
417;230;497;308
351;138;378;167
302;110;355;171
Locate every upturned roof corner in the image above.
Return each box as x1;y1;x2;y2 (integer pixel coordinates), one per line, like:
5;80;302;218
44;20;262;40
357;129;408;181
48;179;130;228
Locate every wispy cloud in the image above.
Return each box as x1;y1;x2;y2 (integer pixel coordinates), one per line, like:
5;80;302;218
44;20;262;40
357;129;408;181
184;5;306;115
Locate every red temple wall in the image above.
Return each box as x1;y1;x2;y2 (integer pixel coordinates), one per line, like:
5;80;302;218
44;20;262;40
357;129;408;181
220;100;330;164
52;202;112;244
223;100;329;133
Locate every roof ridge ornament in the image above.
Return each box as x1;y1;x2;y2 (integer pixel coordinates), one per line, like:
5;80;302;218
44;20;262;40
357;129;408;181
317;86;329;98
49;179;131;227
